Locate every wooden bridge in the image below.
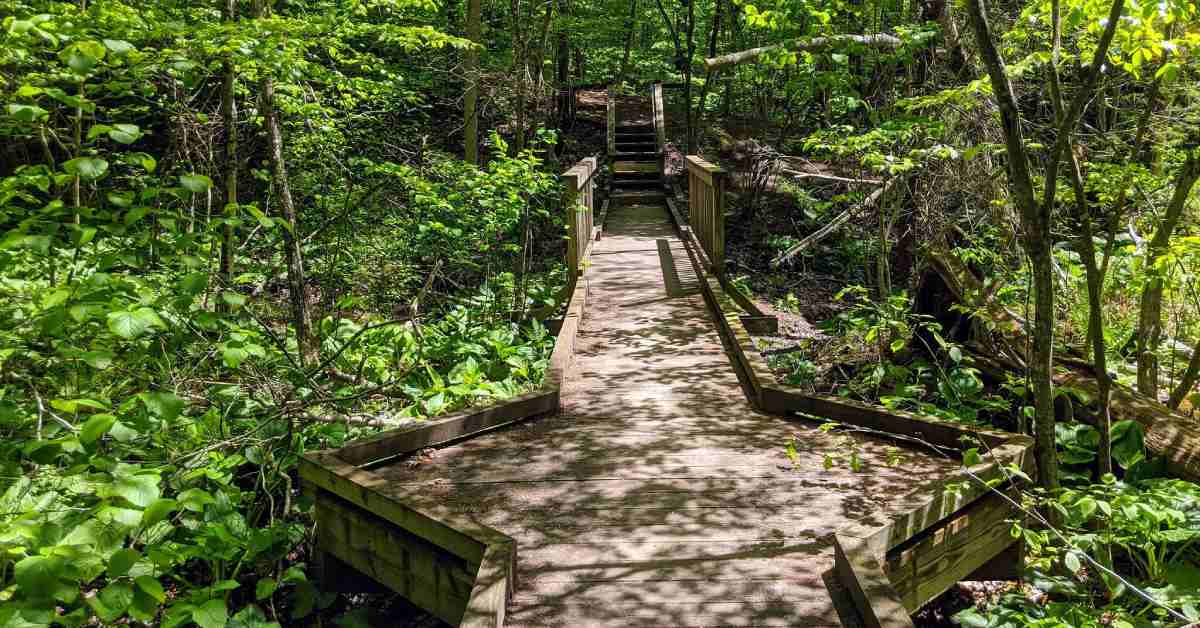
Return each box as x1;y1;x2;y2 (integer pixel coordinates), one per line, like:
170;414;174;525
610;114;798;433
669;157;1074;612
300;86;1035;627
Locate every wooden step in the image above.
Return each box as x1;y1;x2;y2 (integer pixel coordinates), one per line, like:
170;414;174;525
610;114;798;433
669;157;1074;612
617;142;657;151
611;190;666;206
612;151;660;160
613;161;661;175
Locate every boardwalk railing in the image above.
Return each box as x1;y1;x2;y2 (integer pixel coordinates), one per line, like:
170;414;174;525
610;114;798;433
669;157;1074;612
563;156;598;286
686;155;727;272
606;88;616;156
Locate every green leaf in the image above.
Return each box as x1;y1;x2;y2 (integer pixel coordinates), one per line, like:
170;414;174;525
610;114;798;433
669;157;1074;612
181;174;213;193
245;205;274;228
100;581;134;617
135;575;166;603
82;350;115;370
107;308;165;339
178;488;217;512
962;448;981;467
108;123;141;144
1064;550;1082;574
948;346;962;363
63;156;109;180
140;391;185;422
229;606;281;628
255;578;278;601
103;39;136;55
7;103;48;122
80;413;117;444
105;472;161;508
193;599;229;628
14;555;62;594
221;292;247;308
107;548;141;578
141;498;177;527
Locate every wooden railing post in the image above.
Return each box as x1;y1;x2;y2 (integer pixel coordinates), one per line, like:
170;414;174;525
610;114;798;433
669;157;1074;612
651;82;666;174
684;156;726;273
606;88;616;156
562;157;599;291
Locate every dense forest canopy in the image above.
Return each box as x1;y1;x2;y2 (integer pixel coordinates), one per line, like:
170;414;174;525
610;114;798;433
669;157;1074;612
1;0;1199;625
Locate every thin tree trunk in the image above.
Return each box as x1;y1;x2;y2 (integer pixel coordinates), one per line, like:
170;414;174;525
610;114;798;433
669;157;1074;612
256;0;316;368
1169;341;1200;410
556;0;571;126
683;0;695;152
1136;151;1200;397
219;0;238;305
511;0;529;153
464;0;482;164
616;0;638;84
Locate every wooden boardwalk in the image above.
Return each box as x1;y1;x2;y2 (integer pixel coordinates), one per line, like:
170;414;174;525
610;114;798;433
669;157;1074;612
371;200;960;626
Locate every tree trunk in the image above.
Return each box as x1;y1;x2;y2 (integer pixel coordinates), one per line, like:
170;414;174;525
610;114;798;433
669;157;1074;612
1136;150;1200;397
683;0;695;152
556;0;571;127
616;0;638;84
1169;343;1200;411
464;0;482;164
510;0;529;153
219;0;238;305
256;0;316;368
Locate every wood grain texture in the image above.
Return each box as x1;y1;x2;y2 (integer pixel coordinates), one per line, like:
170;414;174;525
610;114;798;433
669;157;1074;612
365;197;960;626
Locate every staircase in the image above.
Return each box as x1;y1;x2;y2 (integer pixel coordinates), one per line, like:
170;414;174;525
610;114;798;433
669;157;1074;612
609;88;665;208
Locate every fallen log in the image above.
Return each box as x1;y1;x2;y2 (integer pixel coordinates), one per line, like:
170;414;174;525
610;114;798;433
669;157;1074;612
923;247;1200;483
778;168;882;185
771;177;894;268
704;34;903;72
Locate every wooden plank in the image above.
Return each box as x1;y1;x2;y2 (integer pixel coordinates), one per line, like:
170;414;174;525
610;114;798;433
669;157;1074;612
462;541;515;628
332;389;558;466
315;491;476;624
834;536;913;628
885;491;1020;611
299;454;494;563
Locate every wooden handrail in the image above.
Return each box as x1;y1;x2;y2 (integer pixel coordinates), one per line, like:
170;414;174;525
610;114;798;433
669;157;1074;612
606;87;616;156
685;155;726;272
651;82;666;155
562;157;599;287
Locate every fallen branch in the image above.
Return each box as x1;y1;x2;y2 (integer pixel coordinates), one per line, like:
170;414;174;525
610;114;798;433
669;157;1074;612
779;168;882;185
705;34;903;72
771;177;896;268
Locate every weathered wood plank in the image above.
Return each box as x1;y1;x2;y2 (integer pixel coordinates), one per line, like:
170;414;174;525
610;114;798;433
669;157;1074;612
315;491;477;624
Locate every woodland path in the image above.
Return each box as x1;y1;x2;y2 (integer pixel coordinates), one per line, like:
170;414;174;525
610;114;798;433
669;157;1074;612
370;149;960;625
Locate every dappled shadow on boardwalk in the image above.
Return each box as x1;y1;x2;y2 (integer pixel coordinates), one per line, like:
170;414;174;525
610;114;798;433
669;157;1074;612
371;202;958;627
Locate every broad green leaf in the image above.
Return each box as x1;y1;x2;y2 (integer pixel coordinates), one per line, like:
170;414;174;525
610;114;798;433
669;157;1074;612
141;498;177;527
255;578;278;601
103;39;136;55
80;413;117;444
140;391;185;422
181;174;213;193
193;599;229;628
107;307;165;339
64;157;109;180
14;555;62;594
82;350;115;370
221;292;247;308
6;103;48;122
107;548;141;578
178;488;217;512
105;472;160;508
108;124;141;144
135;575;166;603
